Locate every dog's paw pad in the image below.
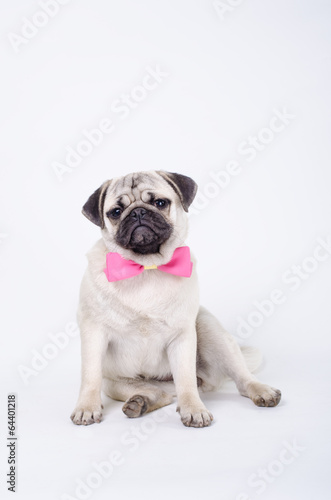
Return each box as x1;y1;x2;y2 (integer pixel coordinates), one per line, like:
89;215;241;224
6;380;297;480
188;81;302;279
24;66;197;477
122;395;148;418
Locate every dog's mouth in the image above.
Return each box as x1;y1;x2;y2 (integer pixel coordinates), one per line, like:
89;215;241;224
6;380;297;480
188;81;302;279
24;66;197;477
115;210;173;255
130;224;158;246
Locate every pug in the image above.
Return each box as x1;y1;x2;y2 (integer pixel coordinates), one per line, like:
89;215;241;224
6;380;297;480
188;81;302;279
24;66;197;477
71;171;281;428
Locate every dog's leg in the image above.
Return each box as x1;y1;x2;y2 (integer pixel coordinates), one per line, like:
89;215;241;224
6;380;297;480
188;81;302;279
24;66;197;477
103;378;173;418
70;324;108;425
167;328;213;427
196;306;281;407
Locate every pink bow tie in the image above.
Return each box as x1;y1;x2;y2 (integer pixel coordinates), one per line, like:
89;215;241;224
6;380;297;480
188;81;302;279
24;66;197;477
104;246;193;282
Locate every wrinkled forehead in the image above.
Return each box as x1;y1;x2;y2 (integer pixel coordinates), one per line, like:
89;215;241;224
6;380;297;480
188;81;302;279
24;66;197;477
104;172;174;207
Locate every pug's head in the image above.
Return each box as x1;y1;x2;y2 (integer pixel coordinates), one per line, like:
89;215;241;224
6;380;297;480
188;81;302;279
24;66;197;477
82;171;197;265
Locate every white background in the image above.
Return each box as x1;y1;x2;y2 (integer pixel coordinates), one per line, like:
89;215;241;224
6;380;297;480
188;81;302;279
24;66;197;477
1;1;331;499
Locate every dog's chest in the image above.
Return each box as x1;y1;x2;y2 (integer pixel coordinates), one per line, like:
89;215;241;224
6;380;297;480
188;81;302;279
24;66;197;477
105;315;172;379
112;313;171;343
136;316;156;336
102;270;190;329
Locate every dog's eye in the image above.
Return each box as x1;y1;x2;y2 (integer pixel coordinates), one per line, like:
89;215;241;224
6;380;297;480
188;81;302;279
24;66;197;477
109;208;122;219
154;199;168;209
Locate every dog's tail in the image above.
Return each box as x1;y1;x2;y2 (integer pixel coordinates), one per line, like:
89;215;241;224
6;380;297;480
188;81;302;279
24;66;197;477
240;345;263;373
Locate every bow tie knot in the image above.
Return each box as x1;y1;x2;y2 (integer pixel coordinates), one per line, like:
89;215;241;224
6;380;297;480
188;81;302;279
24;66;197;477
104;246;193;282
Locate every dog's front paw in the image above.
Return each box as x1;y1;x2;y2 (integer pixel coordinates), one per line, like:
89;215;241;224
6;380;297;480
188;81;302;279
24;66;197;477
177;404;213;428
247;382;281;408
70;403;103;425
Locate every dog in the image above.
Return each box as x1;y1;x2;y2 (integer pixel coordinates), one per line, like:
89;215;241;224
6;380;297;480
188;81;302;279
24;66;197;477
71;171;281;428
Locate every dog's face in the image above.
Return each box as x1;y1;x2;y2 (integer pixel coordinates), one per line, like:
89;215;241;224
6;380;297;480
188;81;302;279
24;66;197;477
82;171;197;264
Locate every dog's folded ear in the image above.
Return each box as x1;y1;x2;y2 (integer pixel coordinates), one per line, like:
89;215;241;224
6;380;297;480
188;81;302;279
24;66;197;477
156;171;198;212
82;181;111;228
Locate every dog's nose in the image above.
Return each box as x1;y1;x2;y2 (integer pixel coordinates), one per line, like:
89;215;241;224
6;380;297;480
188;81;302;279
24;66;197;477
130;208;147;221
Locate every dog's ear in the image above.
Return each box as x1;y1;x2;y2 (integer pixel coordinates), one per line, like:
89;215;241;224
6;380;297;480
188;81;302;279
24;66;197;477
156;171;198;212
82;181;111;228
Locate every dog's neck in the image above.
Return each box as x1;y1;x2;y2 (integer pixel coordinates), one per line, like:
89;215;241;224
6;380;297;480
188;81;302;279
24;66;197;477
101;236;186;267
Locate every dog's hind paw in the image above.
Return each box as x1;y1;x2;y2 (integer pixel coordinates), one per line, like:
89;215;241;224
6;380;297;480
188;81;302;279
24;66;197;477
122;395;148;418
247;382;281;407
